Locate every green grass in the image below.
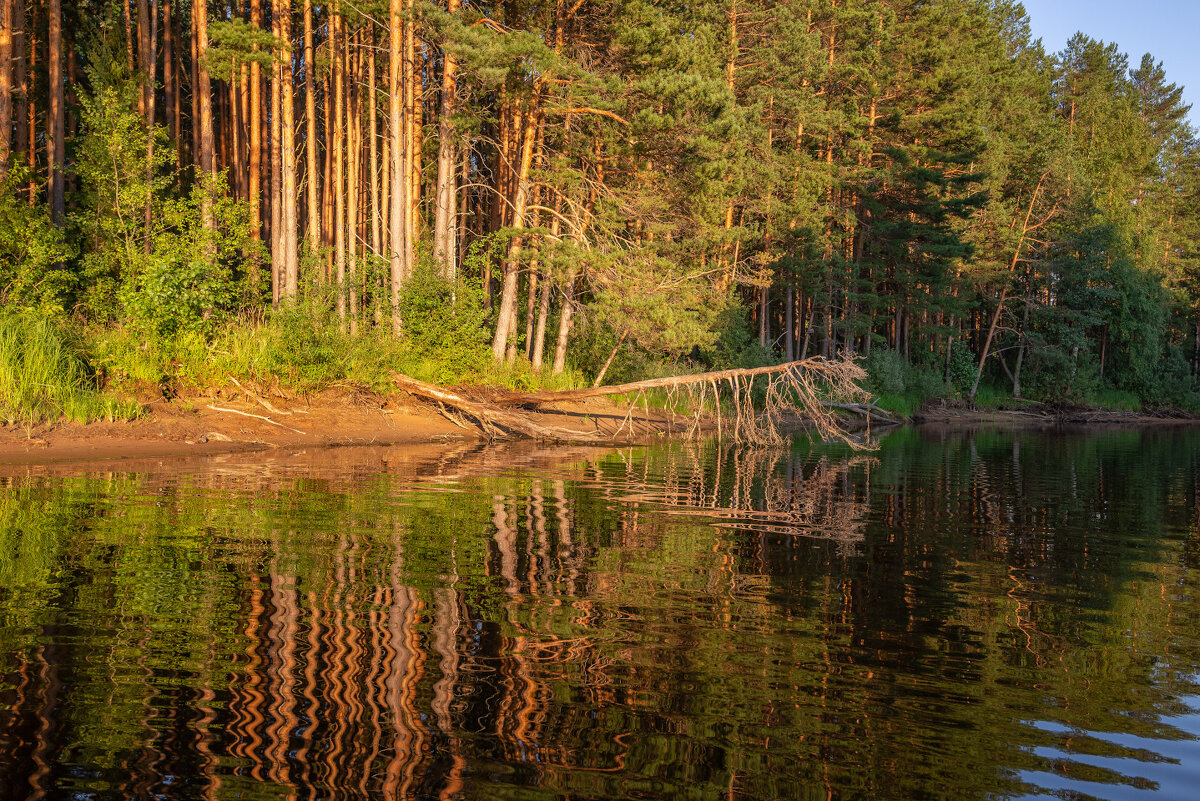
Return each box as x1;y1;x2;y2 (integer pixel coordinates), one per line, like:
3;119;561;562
1085;388;1142;411
873;391;926;417
0;313;140;427
973;385;1014;409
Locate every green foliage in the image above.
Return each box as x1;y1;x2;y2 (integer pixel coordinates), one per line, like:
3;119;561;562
944;344;978;396
700;301;774;371
397;255;491;382
863;348;950;415
73;43;263;337
0;313;139;426
0;166;74;313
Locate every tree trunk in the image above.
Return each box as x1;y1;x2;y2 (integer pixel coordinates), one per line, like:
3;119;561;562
280;0;298;297
491;102;542;360
759;285;769;348
592;330;627;388
322;74;332;275
404;0;418;274
530;261;553;372
136;0;151;117
551;269;575;374
143;0;158;249
368;34;380;259
163;0;175;142
785;286;794;361
388;0;407;331
0;0;13;178
1012;293;1032;399
248;0;262;238
124;0;134;74
432;0;459;277
22;0;33;203
303;0;318;253
12;0;25;178
269;0;282;303
194;0;213;178
347;27;360;332
48;0;64;223
332;6;346;319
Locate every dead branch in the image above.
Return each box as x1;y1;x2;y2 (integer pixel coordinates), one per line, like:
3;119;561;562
229;377;293;416
205;404;307;435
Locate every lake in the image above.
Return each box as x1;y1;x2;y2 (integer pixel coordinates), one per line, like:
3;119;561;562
1;426;1198;800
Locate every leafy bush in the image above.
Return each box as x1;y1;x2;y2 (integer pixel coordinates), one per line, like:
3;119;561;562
944;342;978;396
397;257;491;382
863;347;949;413
0;166;74;314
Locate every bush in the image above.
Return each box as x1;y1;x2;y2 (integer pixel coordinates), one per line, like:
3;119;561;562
397;259;491;383
0;166;74;314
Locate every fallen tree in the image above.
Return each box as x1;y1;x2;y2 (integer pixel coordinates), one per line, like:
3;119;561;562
393;357;897;447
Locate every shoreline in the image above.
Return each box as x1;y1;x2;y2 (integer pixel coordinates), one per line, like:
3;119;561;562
3;394;1198;469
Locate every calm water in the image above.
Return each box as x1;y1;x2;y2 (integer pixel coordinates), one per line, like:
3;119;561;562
1;427;1199;801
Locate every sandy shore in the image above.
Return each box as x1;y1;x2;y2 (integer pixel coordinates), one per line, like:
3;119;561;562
0;393;474;466
3;392;1196;468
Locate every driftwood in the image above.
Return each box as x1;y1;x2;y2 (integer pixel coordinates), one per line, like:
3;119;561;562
394;357;893;448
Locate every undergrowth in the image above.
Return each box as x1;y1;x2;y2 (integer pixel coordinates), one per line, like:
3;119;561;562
90;295;585;400
0;313;139;427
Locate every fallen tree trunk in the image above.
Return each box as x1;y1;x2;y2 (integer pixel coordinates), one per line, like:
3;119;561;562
821;402;904;426
491;359;846;407
393;356;888;447
392;373;609;442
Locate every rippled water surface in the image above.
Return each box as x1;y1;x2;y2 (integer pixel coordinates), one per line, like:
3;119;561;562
1;426;1199;801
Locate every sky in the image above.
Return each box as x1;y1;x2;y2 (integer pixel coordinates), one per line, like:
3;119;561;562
1020;0;1200;119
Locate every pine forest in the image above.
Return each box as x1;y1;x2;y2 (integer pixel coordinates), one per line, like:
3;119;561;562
1;0;1199;418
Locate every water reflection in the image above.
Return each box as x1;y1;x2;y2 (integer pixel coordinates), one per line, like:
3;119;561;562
0;428;1197;800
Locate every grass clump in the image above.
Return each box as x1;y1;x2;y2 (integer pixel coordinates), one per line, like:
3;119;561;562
1086;388;1142;411
0;313;139;427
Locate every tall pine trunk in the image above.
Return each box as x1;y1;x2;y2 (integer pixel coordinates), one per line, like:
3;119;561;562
143;0;158;249
347;27;359;332
280;0;298;297
193;0;214;179
269;0;282;303
368;36;380;259
12;0;26;179
332;6;346;319
163;0;176;143
432;0;459;277
248;0;263;238
490;102;541;360
0;0;13;178
388;0;407;331
48;0;64;222
302;0;318;253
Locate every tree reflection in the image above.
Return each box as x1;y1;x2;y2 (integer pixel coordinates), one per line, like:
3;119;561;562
0;429;1198;800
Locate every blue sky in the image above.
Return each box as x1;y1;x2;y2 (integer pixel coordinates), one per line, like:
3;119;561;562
1020;0;1200;119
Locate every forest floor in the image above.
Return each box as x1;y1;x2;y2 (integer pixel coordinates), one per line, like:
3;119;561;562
1;391;1197;467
